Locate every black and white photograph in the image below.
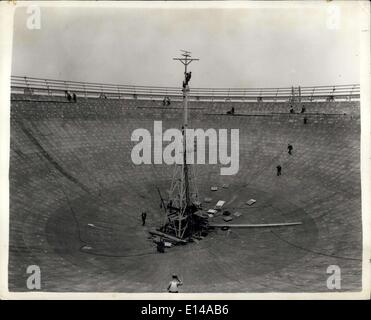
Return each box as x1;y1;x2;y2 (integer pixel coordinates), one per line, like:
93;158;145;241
0;1;370;299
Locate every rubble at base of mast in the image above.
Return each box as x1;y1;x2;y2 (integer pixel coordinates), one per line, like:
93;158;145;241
150;203;209;244
149;201;211;247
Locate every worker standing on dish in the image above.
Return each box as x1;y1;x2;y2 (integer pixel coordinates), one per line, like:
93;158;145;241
167;274;183;293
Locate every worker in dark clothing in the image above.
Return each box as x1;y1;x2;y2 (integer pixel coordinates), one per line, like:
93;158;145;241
289;106;294;114
288;144;293;155
72;93;77;103
301;106;306;113
141;211;147;226
67;92;72;102
276;165;282;176
327;95;334;101
227;107;235;115
185;71;192;84
157;238;165;253
166;96;171;106
303;117;308;124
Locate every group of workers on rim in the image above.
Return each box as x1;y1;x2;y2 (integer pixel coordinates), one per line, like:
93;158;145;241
64;90;77;103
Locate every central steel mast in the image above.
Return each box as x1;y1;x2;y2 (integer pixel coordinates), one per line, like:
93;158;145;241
162;50;200;239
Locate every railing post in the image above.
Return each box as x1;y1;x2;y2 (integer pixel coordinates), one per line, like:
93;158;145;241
24;76;29;94
84;83;87;99
275;88;279;102
257;89;262;102
117;85;121;100
349;84;355;101
64;81;69;99
133;86;137;99
331;86;335;101
311;87;315;102
45;79;50;96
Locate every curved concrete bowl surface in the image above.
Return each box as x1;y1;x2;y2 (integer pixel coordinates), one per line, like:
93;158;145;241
9;97;362;292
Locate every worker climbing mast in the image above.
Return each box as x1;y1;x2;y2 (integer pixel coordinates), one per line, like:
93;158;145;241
160;50;204;240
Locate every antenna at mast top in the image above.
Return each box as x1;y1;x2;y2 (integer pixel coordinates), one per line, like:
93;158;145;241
173;50;199;68
181;50;191;58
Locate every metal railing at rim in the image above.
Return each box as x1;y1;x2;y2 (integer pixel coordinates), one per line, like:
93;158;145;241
11;75;360;102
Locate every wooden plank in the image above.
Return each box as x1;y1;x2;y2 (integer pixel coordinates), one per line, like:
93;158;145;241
208;222;302;228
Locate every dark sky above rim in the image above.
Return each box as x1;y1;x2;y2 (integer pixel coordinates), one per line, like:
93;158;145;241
11;3;361;88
